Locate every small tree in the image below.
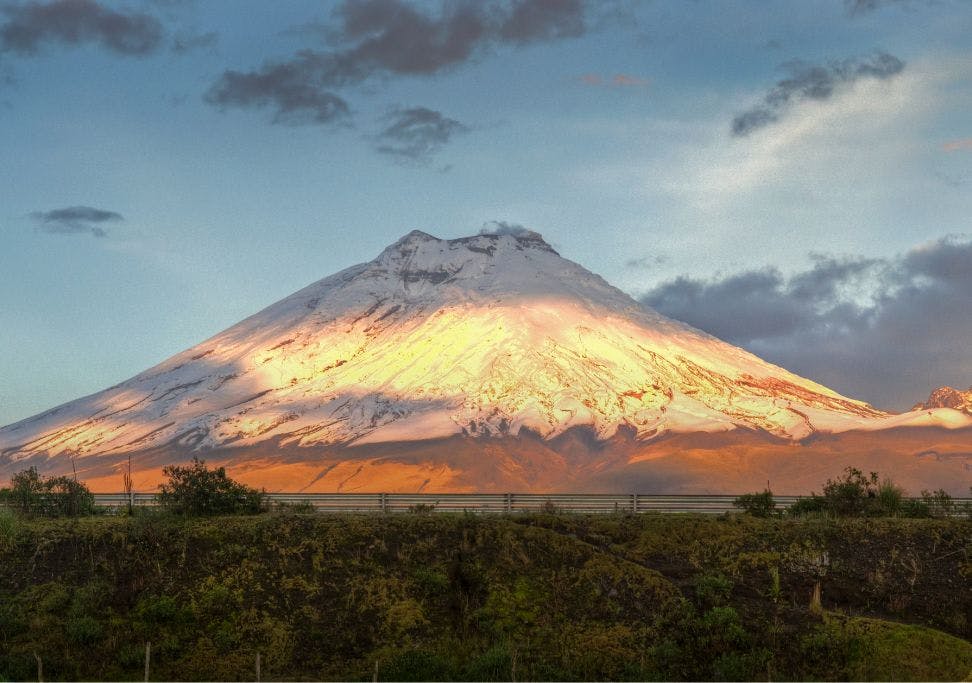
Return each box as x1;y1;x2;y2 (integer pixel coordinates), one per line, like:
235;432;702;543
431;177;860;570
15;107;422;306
732;490;776;517
7;467;94;517
9;467;44;515
158;457;265;516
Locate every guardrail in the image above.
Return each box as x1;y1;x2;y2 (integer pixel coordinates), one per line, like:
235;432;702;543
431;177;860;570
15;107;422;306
91;492;814;515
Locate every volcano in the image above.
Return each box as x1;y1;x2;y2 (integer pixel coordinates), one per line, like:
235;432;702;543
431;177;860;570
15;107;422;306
2;230;970;493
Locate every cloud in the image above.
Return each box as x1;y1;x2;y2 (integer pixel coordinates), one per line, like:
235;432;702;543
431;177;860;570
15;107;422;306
731;52;905;136
29;205;123;237
204;52;351;126
0;0;164;56
625;254;667;269
374;106;468;162
846;0;892;13
480;220;533;236
498;0;585;44
206;0;592;126
640;236;972;411
171;30;217;55
943;137;972;152
844;0;920;14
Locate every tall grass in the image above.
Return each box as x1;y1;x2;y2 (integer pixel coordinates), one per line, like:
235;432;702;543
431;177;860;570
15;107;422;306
877;478;904;517
0;507;17;550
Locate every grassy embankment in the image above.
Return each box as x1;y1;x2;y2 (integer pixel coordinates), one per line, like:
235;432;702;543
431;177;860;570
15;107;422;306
0;510;969;681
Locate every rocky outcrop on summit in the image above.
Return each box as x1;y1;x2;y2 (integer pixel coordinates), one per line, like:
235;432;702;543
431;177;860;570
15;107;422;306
912;386;972;414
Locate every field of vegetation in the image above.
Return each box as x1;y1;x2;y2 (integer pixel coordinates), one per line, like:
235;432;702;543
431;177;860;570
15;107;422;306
0;461;969;681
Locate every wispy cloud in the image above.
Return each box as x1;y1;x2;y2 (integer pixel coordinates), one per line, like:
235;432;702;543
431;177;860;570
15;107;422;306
844;0;930;15
29;205;123;237
171;30;217;55
578;72;650;88
0;0;164;56
731;52;904;136
204;52;351;126
480;220;533;236
374;106;468;162
625;254;667;269
943;137;972;152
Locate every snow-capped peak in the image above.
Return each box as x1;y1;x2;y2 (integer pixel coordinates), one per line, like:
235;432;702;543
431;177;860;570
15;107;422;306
2;229;916;465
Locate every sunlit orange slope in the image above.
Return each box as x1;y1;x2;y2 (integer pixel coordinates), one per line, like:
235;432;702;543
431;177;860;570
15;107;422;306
2;230;970;493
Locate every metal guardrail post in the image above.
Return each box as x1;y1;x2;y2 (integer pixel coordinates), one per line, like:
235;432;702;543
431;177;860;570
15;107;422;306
505;492;512;513
380;493;387;514
632;493;638;513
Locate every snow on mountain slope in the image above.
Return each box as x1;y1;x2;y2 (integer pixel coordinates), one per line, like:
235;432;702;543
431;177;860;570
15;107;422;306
1;229;902;464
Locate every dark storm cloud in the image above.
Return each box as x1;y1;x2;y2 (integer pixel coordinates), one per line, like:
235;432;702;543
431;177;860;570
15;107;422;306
30;205;123;237
640;237;972;411
374;106;468;162
0;0;164;56
206;0;592;127
731;52;905;136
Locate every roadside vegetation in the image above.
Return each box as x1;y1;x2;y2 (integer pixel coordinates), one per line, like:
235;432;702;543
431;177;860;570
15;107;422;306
0;462;969;681
732;467;970;519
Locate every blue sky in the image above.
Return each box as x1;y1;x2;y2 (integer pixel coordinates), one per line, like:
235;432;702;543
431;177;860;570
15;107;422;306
2;0;971;425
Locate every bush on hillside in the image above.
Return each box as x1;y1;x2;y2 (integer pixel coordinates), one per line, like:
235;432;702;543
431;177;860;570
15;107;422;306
732;490;776;517
787;494;827;517
821;467;879;517
5;467;95;517
921;489;954;518
158;457;265;516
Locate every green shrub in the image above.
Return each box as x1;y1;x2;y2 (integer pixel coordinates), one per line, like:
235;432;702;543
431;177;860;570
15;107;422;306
787;494;827;516
158;458;266;516
43;476;96;517
271;499;316;514
821;467;879;517
732;490;776;517
920;489;954;518
900;498;931;518
463;644;514;681
694;573;733;609
380;649;452;681
6;467;94;517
